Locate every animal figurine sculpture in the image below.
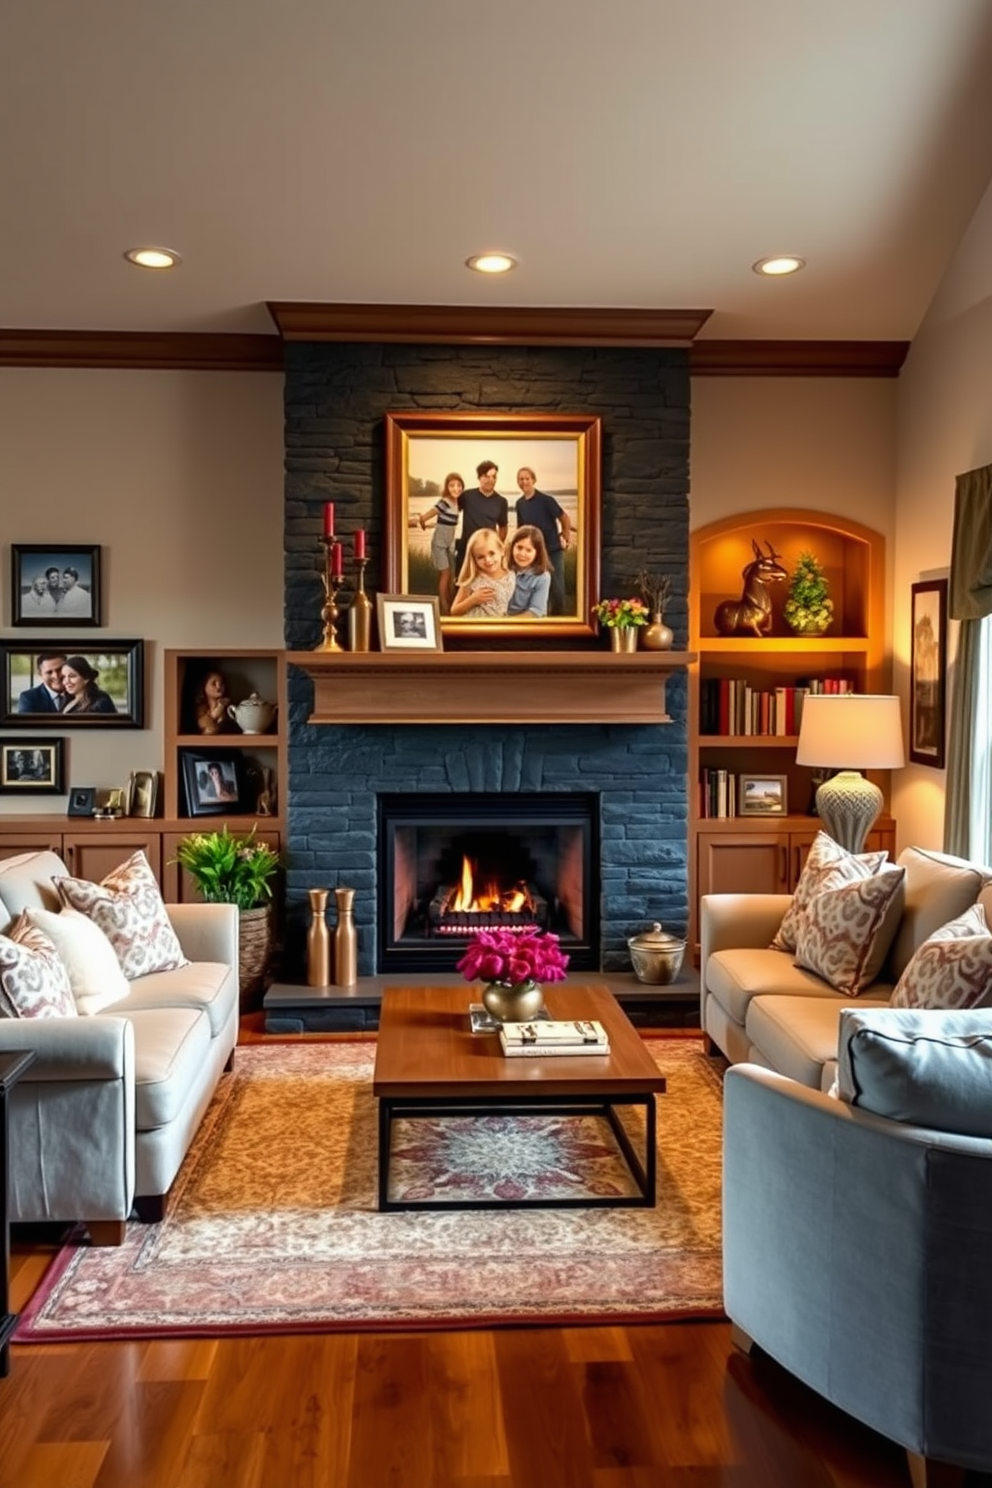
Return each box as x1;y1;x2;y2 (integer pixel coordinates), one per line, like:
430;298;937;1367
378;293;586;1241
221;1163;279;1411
714;540;788;636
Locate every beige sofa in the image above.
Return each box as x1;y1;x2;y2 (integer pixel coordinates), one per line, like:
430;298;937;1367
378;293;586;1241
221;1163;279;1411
0;849;239;1244
700;844;992;1090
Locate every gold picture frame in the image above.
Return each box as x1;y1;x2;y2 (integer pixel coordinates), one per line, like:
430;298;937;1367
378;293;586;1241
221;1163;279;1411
384;410;602;639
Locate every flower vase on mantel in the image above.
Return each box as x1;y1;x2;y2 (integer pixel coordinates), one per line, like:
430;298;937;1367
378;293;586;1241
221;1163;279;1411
610;628;639;653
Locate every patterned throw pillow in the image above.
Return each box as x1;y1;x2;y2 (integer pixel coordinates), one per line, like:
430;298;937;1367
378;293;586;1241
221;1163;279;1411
889;903;992;1010
793;865;906;995
24;906;131;1014
0;913;76;1019
772;831;889;952
54;850;188;981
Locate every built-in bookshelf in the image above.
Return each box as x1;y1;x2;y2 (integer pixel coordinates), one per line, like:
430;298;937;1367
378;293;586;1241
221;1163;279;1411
688;510;895;952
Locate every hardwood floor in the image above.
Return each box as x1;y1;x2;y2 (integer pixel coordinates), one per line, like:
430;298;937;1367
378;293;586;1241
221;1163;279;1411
3;1024;987;1487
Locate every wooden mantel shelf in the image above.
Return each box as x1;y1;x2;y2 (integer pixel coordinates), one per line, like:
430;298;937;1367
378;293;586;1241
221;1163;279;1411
286;649;695;725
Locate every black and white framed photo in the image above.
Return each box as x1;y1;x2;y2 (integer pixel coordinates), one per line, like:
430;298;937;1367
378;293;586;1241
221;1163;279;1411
376;594;443;652
0;736;65;795
738;773;788;816
10;545;102;627
2;640;143;727
181;752;246;816
66;786;96;818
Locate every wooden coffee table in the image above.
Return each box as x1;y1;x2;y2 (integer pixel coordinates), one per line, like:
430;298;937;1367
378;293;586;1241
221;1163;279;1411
372;984;666;1212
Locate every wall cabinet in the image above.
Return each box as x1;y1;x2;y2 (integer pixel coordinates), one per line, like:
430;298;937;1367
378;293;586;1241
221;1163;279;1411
689;509;893;954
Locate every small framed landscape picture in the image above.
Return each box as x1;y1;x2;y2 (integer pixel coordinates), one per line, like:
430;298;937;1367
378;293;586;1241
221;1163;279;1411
181;752;245;817
376;594;443;652
10;545;102;627
739;773;788;816
0;736;65;795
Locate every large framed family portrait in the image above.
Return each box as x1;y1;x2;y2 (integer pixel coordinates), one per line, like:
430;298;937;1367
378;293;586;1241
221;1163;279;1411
1;640;144;727
384;411;602;638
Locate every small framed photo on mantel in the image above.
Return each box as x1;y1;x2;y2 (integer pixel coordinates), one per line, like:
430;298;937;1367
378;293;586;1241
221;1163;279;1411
376;594;444;652
10;545;102;627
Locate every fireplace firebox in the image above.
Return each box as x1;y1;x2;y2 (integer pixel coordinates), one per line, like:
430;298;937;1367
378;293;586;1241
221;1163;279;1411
377;793;599;973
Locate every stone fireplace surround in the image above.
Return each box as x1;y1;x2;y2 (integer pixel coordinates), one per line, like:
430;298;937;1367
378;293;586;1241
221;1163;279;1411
282;341;691;981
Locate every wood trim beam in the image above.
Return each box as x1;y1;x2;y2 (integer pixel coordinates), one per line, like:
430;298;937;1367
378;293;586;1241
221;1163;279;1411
266;302;713;346
286;649;695;726
689;339;910;377
0;330;284;371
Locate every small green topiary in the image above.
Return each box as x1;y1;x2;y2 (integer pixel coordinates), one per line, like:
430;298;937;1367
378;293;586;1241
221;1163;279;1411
783;551;834;635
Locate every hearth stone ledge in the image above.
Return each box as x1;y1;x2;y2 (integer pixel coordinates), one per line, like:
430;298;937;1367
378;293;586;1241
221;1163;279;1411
262;969;701;1034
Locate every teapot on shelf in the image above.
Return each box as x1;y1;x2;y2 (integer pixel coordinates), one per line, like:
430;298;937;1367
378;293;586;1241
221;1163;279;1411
227;692;277;735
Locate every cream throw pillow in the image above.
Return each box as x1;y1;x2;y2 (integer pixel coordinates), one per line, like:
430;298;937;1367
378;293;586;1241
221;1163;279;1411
889;903;992;1010
793;864;906;995
0;913;76;1019
772;831;889;953
24;906;131;1014
54;850;188;981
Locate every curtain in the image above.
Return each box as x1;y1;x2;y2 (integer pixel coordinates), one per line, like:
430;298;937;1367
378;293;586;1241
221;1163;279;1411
943;464;992;862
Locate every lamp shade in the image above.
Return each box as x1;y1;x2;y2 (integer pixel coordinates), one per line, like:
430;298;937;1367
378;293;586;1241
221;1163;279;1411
796;694;905;770
796;695;904;852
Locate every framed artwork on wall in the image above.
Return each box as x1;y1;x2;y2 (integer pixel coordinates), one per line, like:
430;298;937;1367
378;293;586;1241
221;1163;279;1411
1;640;143;727
909;577;948;769
384;410;602;639
0;736;65;795
10;545;102;627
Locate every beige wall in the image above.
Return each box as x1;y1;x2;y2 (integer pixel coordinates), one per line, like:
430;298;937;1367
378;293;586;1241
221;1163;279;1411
0;368;284;815
892;174;992;850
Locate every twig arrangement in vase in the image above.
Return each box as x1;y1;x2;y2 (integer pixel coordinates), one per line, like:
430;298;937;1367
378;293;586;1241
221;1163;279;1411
632;569;674;650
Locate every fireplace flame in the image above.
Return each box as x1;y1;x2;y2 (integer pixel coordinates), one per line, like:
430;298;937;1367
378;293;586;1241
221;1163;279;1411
448;857;533;915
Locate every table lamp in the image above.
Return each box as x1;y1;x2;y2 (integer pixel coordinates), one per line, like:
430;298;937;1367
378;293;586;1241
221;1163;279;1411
795;694;905;852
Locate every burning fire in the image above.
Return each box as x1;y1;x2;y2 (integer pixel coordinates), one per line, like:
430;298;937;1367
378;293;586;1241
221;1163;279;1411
449;856;529;914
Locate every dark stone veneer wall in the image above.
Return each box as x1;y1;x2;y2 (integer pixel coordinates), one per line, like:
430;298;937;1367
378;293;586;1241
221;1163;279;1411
282;343;691;976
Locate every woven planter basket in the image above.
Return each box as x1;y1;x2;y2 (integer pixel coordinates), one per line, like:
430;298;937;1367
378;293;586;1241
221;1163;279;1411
238;905;274;1010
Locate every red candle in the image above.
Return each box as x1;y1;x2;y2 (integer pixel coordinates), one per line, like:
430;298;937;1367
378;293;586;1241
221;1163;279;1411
331;541;343;577
323;503;335;538
354;529;366;559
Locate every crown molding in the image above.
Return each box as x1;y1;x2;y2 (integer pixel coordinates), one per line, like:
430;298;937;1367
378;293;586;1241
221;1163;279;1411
689;339;910;376
0;331;283;371
266;302;714;346
0;325;911;377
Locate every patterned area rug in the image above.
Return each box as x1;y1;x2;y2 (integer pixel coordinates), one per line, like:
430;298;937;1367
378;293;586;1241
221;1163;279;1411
16;1037;725;1340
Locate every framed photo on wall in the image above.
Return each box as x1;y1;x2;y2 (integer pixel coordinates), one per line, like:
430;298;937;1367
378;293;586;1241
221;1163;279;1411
10;545;102;627
1;640;143;727
0;736;65;795
909;577;948;768
384;410;602;639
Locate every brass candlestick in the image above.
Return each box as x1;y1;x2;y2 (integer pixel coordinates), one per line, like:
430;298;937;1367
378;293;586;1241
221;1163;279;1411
348;557;372;652
315;538;345;653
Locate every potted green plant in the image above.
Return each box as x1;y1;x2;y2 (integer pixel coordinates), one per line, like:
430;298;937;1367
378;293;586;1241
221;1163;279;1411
783;551;834;636
173;826;281;1004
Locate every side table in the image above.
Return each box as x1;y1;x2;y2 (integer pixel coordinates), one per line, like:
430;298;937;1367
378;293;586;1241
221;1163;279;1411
1;1050;35;1378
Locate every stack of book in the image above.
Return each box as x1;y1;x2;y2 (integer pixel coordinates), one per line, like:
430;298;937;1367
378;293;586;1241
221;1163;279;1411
498;1019;610;1058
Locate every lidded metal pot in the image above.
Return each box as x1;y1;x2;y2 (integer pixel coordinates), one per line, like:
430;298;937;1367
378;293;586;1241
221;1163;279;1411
627;921;686;985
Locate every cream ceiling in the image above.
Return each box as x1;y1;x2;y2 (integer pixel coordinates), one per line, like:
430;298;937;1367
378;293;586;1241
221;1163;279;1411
5;0;992;341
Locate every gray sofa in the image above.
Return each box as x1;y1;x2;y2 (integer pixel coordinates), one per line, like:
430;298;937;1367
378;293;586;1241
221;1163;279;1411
0;849;239;1244
700;844;992;1089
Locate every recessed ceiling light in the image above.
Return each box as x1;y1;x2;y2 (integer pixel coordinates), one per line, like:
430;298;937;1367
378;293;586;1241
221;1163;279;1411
466;252;518;275
124;246;182;270
752;255;806;277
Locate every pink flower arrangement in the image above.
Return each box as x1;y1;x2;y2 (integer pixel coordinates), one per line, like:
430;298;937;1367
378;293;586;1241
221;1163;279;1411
455;927;570;987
